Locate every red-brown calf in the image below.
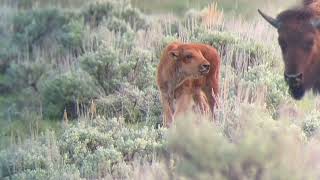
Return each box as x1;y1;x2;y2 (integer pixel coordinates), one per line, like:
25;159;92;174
157;42;221;127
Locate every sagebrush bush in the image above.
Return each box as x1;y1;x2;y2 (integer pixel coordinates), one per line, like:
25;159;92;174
105;17;133;34
82;0;117;27
80;42;159;122
119;5;148;30
82;0;147;30
39;70;103;119
120;47;156;89
12;8;81;53
0;28;17;75
59;18;85;53
197;30;277;71
9;165;82;180
5;60;49;92
0;131;61;178
0;117;166;179
80;46;121;94
242;65;288;115
168;108;310;180
302;110;320;137
59;116;166;178
95;84;161;124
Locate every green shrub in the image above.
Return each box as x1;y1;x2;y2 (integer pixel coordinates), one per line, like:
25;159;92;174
120;6;148;30
302;110;320;137
105;17;132;34
120;47;156;89
59;18;85;52
242;65;288;115
59;117;166;178
0;116;166;179
0;29;17;74
80;45;159;122
0;132;60;178
39;70;103;119
197;30;277;72
96;84;161;124
80;45;156;91
0;131;83;179
82;0;147;30
12;8;82;54
82;0;117;27
9;165;81;180
80;46;121;94
5;60;49;92
168;108;309;180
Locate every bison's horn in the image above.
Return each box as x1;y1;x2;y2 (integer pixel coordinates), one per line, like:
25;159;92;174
311;19;320;29
258;9;280;29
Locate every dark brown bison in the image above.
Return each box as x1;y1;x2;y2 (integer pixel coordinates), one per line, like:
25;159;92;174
157;42;221;127
258;0;320;100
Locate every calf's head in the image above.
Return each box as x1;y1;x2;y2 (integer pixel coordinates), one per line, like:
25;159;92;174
169;45;210;79
258;9;320;100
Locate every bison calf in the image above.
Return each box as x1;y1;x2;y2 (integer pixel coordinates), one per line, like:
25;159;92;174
157;42;221;127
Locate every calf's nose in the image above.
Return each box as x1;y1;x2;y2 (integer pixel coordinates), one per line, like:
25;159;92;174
201;64;210;71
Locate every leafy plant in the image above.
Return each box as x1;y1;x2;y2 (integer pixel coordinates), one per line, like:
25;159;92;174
39;70;103;119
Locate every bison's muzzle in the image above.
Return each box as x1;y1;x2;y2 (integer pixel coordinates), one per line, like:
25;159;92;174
284;73;302;86
285;73;305;100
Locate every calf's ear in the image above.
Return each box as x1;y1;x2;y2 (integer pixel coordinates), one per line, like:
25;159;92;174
168;50;179;60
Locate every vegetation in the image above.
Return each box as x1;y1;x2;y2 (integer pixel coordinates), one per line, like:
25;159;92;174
1;0;320;179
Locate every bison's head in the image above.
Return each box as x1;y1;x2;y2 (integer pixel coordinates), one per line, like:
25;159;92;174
169;44;210;79
258;9;320;100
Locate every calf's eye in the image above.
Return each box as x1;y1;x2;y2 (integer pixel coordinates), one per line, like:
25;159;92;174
186;55;193;59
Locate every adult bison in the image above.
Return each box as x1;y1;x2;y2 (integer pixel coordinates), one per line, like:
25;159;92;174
258;0;320;100
157;42;221;127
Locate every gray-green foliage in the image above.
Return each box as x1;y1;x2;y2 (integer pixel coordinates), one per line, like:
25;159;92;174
80;44;159;123
302;110;320;137
168;109;310;180
79;46;121;94
82;0;148;30
242;65;288;114
1;0;151;120
0;117;166;179
197;30;276;70
96;84;161;124
0;28;17;75
59;117;166;178
39;70;103;119
0;131;71;178
5;60;49;92
12;8;82;54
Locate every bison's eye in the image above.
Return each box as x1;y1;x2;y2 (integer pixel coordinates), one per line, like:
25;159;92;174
278;39;288;52
303;40;314;51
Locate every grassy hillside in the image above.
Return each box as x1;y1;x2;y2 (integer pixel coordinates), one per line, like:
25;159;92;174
1;0;320;179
